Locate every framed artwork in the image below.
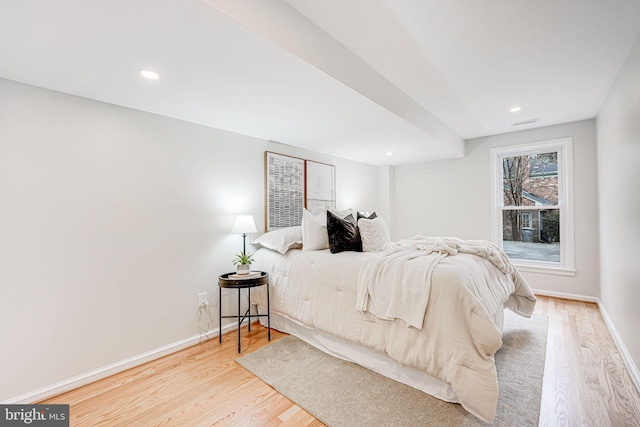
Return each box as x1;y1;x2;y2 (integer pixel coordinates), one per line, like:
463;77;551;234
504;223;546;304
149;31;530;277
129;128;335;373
264;152;305;231
305;160;336;215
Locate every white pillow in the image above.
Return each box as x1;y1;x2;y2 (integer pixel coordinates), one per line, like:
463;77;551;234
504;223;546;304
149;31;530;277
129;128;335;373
302;208;329;251
358;217;391;252
253;226;302;254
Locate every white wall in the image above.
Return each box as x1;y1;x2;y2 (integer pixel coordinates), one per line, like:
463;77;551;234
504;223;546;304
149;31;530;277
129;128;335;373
377;166;396;238
596;36;640;373
0;78;380;401
394;120;600;297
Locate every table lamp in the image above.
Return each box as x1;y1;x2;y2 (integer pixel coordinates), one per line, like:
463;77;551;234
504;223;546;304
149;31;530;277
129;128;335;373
231;214;257;254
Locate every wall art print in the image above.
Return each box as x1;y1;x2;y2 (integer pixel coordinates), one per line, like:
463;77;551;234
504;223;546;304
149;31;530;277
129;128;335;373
305;160;336;216
265;152;305;231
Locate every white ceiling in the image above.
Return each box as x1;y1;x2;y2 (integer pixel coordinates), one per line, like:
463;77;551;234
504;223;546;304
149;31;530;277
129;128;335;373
1;0;639;166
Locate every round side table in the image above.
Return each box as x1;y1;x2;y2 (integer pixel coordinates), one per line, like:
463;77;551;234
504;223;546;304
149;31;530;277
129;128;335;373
218;271;270;353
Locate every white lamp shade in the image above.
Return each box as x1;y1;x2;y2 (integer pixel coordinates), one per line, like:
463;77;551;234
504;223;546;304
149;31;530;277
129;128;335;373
231;215;257;234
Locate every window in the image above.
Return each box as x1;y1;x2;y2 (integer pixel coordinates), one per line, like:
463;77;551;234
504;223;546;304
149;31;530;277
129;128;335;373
521;211;532;229
490;138;575;275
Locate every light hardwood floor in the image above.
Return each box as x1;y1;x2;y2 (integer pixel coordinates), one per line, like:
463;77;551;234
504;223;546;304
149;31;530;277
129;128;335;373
41;296;640;426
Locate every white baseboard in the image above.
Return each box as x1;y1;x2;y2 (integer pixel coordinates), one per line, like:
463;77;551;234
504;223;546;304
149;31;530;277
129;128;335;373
533;288;640;395
4;322;238;404
532;288;599;303
597;302;640;394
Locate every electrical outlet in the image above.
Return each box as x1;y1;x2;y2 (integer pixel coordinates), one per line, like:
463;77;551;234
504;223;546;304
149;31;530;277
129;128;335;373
198;292;208;307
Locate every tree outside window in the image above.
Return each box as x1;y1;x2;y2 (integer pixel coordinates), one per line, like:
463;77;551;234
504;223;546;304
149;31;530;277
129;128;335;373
502;152;559;250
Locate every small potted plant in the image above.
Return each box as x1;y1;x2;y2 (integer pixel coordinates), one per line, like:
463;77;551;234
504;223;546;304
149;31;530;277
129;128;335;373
232;251;254;275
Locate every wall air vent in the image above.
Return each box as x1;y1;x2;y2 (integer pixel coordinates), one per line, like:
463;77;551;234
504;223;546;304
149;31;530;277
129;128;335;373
511;118;540;126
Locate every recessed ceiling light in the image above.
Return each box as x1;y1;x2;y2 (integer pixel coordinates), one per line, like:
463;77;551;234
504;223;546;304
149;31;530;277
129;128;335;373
509;106;521;113
386;152;393;156
138;69;160;80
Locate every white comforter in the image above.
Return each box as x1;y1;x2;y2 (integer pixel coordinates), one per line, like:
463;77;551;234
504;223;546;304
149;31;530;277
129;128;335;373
251;241;536;423
356;236;524;329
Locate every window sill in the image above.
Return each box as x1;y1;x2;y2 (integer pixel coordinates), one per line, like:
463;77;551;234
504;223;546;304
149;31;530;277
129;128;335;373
513;263;576;277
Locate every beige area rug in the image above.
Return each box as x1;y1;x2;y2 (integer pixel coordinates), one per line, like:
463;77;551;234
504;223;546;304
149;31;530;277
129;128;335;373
237;311;548;427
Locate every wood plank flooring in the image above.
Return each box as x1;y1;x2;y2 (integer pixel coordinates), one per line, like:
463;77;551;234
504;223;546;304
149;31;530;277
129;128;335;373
536;297;640;427
41;296;640;426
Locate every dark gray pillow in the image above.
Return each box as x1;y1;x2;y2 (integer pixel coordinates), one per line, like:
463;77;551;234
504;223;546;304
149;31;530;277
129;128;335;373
327;210;362;253
357;211;377;220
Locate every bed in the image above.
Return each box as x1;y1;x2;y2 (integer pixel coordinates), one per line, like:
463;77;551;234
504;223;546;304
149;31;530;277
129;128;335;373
248;212;536;423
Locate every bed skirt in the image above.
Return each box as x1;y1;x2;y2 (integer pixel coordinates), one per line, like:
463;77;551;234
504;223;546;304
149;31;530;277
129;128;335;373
257;310;462;403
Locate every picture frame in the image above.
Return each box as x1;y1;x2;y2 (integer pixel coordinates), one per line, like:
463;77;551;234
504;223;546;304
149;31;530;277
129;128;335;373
264;152;305;231
305;160;336;216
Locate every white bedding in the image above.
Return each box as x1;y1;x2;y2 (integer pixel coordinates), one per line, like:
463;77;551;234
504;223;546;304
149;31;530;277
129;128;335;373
356;236;527;330
250;242;536;423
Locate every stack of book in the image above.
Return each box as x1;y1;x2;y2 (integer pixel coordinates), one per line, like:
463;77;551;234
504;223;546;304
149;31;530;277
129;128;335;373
228;271;262;280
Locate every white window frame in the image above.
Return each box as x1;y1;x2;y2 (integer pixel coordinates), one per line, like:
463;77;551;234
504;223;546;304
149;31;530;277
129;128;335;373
521;211;533;229
490;138;575;276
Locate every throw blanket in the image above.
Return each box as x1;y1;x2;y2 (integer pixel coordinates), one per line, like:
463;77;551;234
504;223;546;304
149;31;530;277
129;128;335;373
401;235;514;275
356;236;517;329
